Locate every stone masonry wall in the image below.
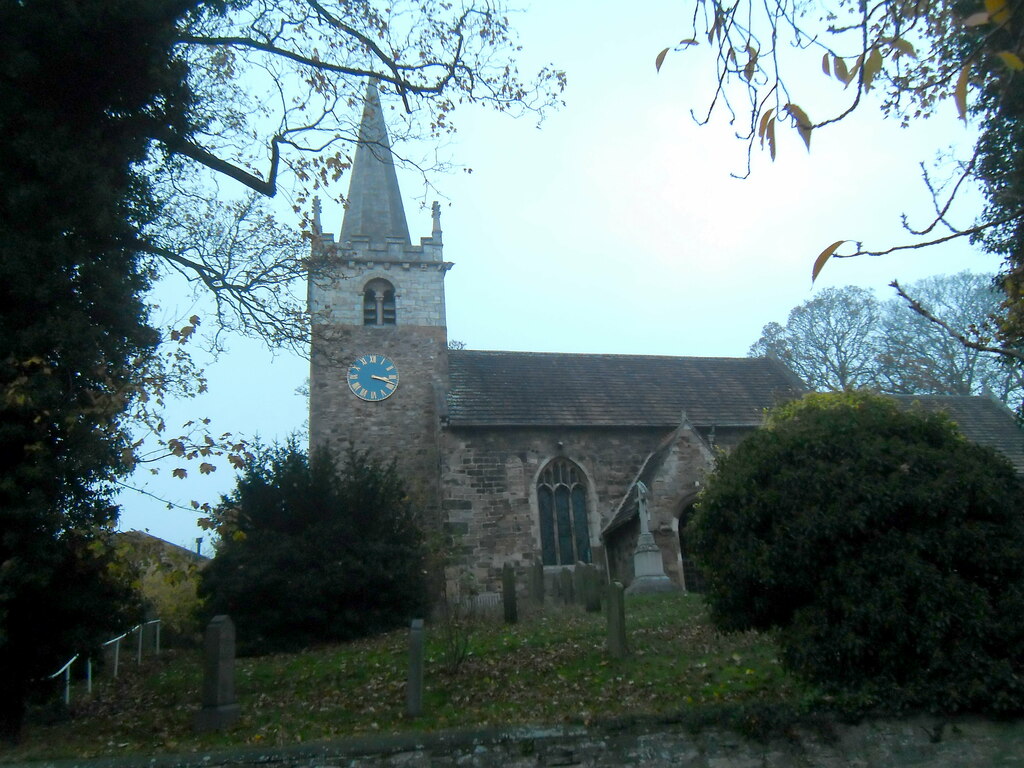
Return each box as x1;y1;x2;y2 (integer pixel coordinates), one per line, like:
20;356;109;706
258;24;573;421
440;426;688;591
309;324;447;514
310;257;449;328
643;429;713;588
576;424;714;591
309;216;448;328
62;717;1024;768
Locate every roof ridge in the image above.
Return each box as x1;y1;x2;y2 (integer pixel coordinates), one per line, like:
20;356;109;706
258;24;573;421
449;348;771;362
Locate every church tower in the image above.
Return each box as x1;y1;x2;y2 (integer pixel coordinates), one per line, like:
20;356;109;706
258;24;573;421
308;79;452;509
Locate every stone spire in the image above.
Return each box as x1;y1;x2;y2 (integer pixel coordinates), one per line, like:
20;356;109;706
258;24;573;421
340;79;410;245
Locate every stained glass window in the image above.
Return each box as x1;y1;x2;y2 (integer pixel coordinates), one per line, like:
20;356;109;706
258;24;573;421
536;458;591;565
538;486;556;565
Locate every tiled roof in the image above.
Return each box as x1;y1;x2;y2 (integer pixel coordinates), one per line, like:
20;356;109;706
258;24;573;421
118;530;209;564
603;394;1024;539
445;351;807;427
891;394;1024;474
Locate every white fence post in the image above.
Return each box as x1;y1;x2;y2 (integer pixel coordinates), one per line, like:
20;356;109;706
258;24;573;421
46;619;160;703
102;630;129;678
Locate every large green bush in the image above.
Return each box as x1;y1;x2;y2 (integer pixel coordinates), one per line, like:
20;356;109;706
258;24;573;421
689;391;1024;714
199;441;428;655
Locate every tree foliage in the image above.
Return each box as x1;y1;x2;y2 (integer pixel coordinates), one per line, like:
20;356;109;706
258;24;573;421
0;0;195;739
92;0;563;492
117;531;205;642
750;273;1024;408
751;287;881;391
690;392;1024;714
878;272;1023;400
659;0;1024;367
1;0;557;736
199;442;428;655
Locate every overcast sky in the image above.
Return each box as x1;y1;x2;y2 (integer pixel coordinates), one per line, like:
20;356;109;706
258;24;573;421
118;0;1003;551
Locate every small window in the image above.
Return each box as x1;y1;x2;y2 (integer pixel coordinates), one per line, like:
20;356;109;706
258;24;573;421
537;458;591;565
363;279;396;326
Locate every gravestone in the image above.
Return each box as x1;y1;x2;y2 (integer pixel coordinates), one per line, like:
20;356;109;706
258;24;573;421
625;481;678;594
502;563;518;624
406;619;425;718
528;559;544;604
607;582;627;659
572;563;586;606
583;565;603;613
559;567;574;605
194;615;240;732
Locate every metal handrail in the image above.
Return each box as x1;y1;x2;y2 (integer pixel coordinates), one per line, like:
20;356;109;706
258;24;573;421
47;653;79;679
46;619;161;705
47;654;79;706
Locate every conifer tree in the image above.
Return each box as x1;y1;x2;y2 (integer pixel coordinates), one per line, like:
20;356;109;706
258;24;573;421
200;442;428;655
0;0;556;737
0;0;200;738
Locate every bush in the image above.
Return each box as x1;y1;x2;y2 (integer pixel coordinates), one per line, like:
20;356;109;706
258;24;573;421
199;441;428;655
116;531;204;643
689;391;1024;714
7;529;143;735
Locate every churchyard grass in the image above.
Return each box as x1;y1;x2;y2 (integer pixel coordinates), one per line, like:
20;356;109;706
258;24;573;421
3;593;808;762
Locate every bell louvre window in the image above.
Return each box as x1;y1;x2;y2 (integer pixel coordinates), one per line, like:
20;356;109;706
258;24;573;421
537;458;592;566
362;279;396;325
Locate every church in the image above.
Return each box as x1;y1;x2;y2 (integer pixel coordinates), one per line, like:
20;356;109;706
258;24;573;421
308;82;1024;595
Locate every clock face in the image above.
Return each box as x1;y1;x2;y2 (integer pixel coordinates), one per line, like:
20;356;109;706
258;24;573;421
347;354;399;401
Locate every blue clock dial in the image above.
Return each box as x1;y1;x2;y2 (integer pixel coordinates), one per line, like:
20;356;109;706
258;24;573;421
347;354;399;401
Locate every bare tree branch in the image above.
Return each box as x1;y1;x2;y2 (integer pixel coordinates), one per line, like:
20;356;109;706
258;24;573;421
835;205;1024;259
891;279;1024;366
142;1;564;352
157;129;283;197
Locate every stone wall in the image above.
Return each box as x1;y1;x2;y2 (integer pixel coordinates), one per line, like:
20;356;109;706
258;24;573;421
440;426;677;590
604;517;693;590
695;425;755;452
309;324;448;513
309;215;448;327
50;717;1024;768
310;255;449;327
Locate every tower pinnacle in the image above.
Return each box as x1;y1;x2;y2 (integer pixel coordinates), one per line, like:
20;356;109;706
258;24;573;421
340;79;410;245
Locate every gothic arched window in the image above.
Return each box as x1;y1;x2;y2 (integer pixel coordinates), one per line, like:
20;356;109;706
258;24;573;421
362;278;396;325
536;458;592;565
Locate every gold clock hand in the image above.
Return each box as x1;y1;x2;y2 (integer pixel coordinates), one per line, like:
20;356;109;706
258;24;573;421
370;375;391;383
